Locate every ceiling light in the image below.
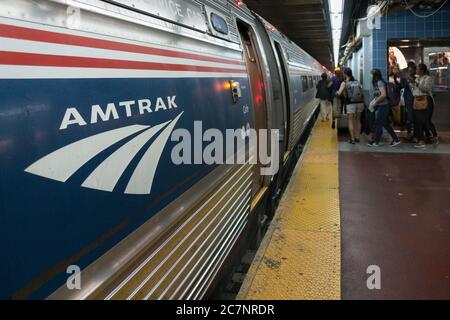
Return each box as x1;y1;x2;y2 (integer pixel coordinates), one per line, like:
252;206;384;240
328;0;344;67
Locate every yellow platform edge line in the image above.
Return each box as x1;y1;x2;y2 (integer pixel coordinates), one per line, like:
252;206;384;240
237;120;341;300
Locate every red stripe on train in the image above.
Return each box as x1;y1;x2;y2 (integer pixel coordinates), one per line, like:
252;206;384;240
0;51;247;74
0;23;245;66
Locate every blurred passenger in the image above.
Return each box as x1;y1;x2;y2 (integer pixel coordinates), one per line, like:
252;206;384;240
316;72;333;122
331;70;344;129
412;63;439;148
443;57;449;68
444;57;450;89
389;73;402;128
400;61;416;140
367;69;401;147
336;68;364;144
430;56;441;69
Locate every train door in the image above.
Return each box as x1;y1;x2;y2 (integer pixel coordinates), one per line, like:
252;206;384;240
237;21;268;198
273;41;291;160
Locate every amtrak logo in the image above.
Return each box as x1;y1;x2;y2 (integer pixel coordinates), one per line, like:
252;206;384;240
25;112;183;195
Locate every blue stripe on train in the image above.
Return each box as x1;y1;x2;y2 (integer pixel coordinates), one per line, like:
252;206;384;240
0;77;253;299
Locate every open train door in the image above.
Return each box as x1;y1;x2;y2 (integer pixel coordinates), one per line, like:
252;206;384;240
272;41;291;161
237;21;269;200
252;15;291;166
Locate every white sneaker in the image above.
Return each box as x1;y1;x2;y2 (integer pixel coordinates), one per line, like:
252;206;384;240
390;140;401;147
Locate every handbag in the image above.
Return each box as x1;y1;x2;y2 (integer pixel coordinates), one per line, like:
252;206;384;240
413;95;428;110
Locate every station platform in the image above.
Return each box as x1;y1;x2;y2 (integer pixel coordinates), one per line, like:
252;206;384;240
237;116;450;300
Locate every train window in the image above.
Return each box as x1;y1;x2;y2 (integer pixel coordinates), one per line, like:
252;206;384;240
302;76;308;92
210;12;229;35
308;76;313;89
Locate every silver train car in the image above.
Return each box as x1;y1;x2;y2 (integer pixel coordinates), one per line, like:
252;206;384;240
0;0;323;299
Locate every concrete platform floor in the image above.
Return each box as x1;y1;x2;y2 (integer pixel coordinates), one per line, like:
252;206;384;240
340;126;450;299
237;101;450;300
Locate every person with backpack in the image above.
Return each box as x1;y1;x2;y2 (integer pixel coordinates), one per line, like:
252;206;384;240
336;68;364;144
330;70;344;129
412;63;439;148
386;73;402;109
316;72;333;122
367;69;401;147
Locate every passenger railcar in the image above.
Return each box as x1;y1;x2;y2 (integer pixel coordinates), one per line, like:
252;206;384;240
0;0;323;299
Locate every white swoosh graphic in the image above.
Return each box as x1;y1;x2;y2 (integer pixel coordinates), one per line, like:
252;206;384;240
81;121;170;192
25;125;149;182
125;112;184;195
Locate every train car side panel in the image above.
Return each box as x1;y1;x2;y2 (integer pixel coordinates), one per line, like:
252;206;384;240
0;0;253;299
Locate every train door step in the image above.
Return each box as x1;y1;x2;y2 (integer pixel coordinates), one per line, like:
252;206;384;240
232;273;247;284
222;249;256;297
241;250;257;265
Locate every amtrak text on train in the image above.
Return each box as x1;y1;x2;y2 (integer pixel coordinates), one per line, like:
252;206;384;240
59;96;179;130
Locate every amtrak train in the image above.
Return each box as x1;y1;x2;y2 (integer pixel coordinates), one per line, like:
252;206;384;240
0;0;324;299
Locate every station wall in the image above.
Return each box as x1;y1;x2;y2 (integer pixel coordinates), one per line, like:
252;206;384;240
346;5;450;96
372;6;450;73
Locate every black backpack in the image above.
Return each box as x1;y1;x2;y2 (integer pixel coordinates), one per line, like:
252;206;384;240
386;82;401;107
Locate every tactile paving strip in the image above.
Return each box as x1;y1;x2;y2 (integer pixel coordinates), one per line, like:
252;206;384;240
237;121;341;300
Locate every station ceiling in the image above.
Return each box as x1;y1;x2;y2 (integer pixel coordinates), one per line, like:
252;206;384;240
244;0;333;69
244;0;449;69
